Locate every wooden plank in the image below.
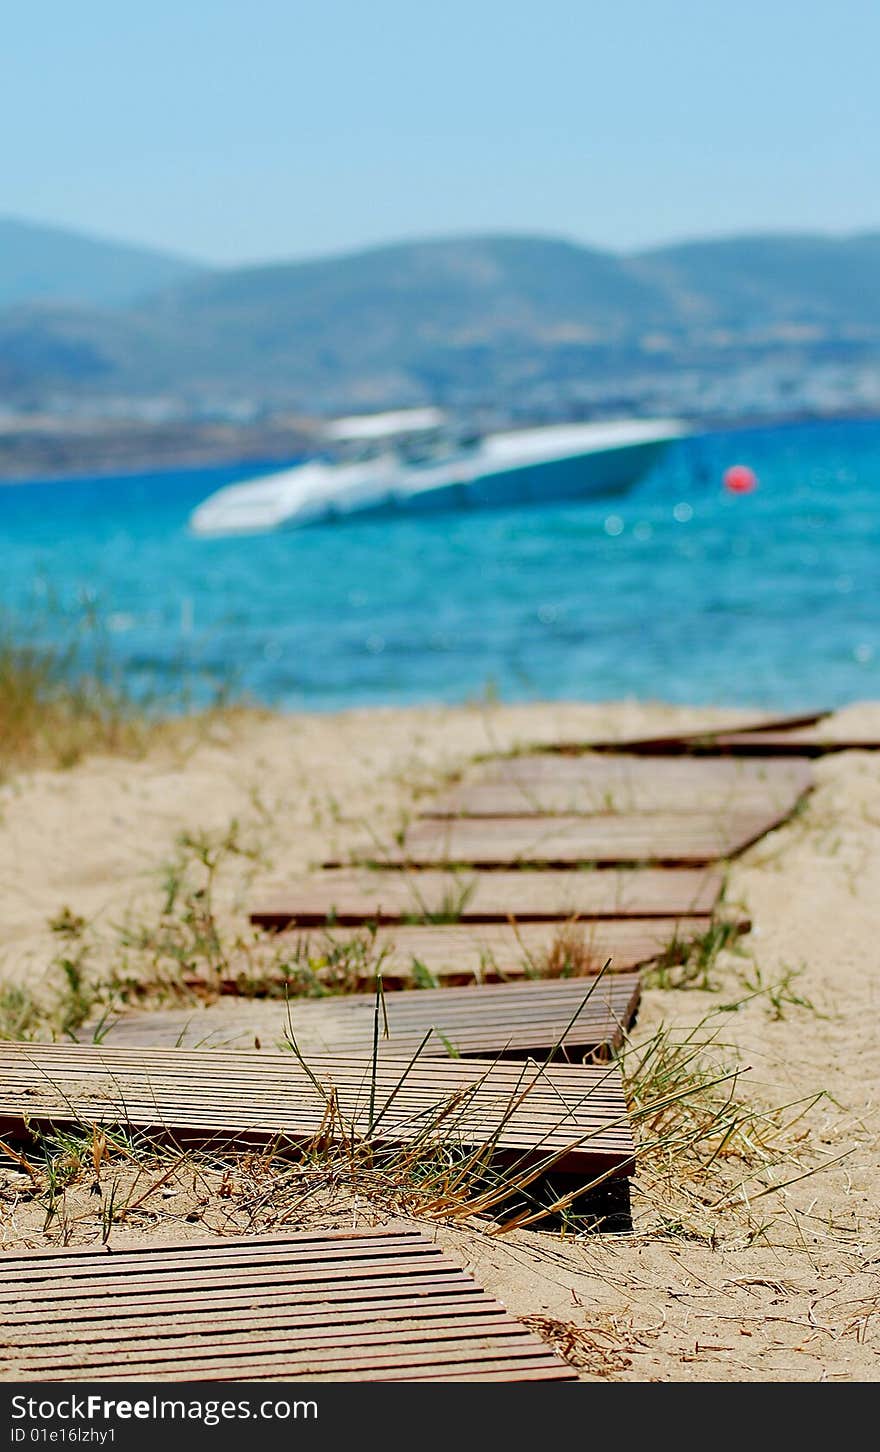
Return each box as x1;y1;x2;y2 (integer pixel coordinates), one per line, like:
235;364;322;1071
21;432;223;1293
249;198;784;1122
251;865;723;928
0;1227;575;1382
88;972;642;1057
343;808;788;868
0;1042;636;1179
199;917;722;993
702;729;880;756
575;722;880;756
553;710;828;754
427;755;812;817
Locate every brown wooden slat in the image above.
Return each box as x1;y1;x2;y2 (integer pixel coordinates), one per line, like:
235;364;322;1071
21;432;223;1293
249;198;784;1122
5;1295;501;1340
0;1260;471;1298
7;1323;565;1379
0;1225;435;1272
705;729;880;756
553;710;828;754
251;865;723;928
200;917;723;994
0;1227;575;1383
1;1265;475;1300
426;755;812;817
33;1352;573;1384
0;1273;478;1309
0;1042;635;1177
397;1363;574;1383
345;808;787;868
467;755;813;784
0;1232;473;1287
583;726;879;756
3;1280;492;1318
87;972;641;1056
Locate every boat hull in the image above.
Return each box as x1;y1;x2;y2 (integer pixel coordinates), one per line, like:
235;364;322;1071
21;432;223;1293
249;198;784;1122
190;421;685;536
281;438;672;529
442;437;668;510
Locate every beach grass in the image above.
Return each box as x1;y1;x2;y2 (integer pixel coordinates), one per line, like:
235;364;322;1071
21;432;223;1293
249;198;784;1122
0;623;143;770
0;610;255;774
643;917;749;992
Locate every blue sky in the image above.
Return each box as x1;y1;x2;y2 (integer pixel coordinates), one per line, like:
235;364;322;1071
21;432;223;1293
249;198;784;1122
5;0;879;264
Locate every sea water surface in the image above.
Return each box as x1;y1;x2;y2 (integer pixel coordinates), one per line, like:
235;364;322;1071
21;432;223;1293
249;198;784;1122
1;418;878;712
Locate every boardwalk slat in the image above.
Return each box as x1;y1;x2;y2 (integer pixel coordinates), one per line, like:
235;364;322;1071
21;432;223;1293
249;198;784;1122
0;1042;635;1177
343;808;788;868
194;917;725;993
704;729;880;756
250;866;723;928
87;972;641;1056
551;710;828;754
562;718;880;758
426;755;812;817
1;1283;501;1312
4;1296;500;1337
0;1228;575;1383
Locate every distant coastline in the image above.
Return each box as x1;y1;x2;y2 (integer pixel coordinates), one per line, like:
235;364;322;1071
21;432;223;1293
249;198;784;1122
0;416;312;485
3;226;880;481
1;406;879;485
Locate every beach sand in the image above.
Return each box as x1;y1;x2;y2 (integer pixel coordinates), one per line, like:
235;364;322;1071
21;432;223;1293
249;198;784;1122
1;698;878;1381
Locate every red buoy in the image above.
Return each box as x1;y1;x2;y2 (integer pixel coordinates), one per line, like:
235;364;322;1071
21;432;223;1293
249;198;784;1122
723;464;758;494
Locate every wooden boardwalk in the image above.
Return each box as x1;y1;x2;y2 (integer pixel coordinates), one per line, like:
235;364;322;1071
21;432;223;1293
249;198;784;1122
251;865;723;928
549;710;827;755
89;972;641;1057
2;712;821;1375
559;712;880;757
426;755;812;817
688;727;880;756
342;807;790;868
0;1042;635;1179
0;1227;575;1382
213;918;717;989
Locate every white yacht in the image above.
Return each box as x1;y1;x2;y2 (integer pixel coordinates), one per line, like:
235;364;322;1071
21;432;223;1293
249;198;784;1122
189;409;687;536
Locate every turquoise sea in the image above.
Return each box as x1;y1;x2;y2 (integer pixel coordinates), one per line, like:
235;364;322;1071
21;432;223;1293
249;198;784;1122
1;417;879;712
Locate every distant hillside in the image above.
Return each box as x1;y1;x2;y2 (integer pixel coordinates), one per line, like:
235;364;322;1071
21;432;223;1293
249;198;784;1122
0;226;877;412
157;234;665;340
134;235;675;402
0;217;204;309
635;233;880;331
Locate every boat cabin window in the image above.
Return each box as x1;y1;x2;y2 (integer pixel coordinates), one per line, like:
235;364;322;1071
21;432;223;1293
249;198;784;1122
320;423;483;468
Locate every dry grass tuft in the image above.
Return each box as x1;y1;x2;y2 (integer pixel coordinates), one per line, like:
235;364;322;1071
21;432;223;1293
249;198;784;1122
619;1008;831;1243
642;917;748;992
520;1313;647;1376
0;612;255;774
0;629;145;771
516;919;607;980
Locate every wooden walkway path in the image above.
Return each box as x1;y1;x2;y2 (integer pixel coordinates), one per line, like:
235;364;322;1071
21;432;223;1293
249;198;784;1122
0;1227;575;1382
0;1042;635;1180
89;972;641;1057
555;711;880;756
426;754;812;817
221;918;719;987
342;807;791;868
680;727;880;756
8;711;820;1304
548;710;827;754
251;865;723;928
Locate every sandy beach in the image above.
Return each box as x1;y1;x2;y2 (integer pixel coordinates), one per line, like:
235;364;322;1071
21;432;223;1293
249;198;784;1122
1;697;879;1381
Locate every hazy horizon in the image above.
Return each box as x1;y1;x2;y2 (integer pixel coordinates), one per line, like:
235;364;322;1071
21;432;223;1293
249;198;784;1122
4;212;880;275
5;1;879;266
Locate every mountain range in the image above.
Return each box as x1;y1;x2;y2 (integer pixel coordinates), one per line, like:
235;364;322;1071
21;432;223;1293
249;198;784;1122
1;218;878;414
